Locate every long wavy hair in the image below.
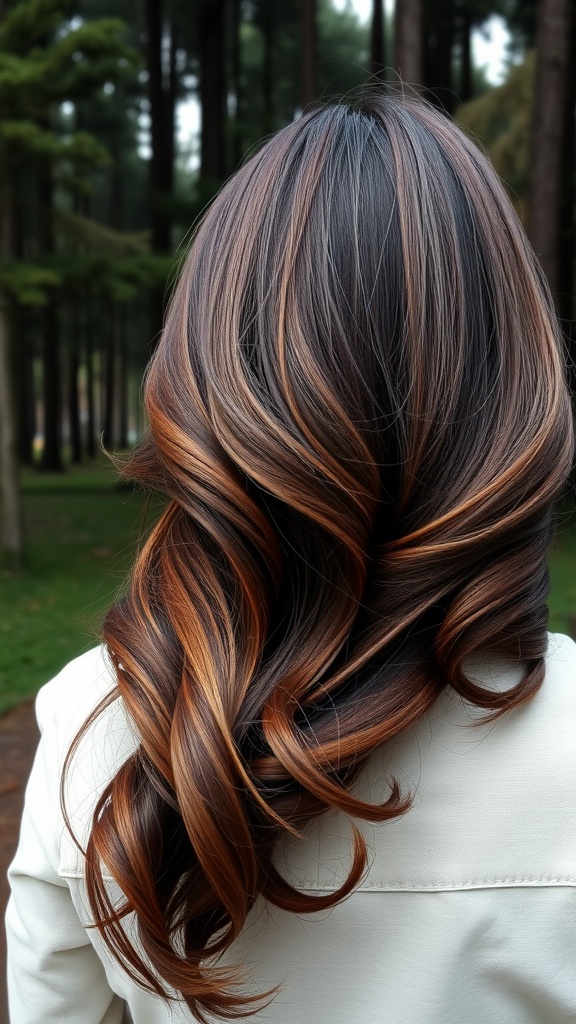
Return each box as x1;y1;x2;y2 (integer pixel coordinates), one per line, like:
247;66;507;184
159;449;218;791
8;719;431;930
65;93;573;1020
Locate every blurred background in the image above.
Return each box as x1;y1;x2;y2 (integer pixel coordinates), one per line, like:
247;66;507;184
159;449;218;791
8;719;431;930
0;0;575;714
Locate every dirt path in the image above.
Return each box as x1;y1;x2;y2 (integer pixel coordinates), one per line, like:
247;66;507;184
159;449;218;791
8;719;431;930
0;701;39;1024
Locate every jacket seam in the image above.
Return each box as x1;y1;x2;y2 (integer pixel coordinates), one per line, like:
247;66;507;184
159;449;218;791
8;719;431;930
58;871;576;889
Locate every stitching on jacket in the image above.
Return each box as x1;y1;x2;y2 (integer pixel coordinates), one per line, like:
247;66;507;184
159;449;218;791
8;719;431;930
58;869;576;890
332;879;576;890
266;876;576;892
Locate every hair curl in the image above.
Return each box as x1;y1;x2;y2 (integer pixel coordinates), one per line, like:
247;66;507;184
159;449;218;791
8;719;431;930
65;93;573;1021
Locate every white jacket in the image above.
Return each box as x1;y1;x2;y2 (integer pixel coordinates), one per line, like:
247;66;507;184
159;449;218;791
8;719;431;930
6;632;576;1023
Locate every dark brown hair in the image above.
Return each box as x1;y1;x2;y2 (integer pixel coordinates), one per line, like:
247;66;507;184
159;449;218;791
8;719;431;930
65;92;573;1020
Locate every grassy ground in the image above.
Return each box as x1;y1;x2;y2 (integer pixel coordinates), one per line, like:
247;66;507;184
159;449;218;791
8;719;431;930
1;464;575;713
0;461;154;712
548;498;576;638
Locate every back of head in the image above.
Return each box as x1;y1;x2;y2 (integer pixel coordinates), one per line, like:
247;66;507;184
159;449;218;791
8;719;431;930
74;92;574;1019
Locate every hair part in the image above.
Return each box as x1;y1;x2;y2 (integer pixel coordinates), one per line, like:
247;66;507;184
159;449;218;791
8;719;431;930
64;91;574;1021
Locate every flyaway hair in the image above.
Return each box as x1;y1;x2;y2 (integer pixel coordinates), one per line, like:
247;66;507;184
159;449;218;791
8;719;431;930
64;93;574;1021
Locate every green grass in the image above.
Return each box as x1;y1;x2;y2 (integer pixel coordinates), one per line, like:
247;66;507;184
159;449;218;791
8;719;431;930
0;461;154;713
548;502;576;638
0;464;575;713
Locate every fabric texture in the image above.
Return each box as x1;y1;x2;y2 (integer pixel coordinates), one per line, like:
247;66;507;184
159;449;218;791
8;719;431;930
5;632;576;1023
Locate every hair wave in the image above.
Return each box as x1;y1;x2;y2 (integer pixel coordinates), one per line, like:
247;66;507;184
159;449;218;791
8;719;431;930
65;93;573;1021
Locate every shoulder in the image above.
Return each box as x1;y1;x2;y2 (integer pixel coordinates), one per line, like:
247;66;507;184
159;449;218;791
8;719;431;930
33;646;139;874
35;645;118;744
34;643;139;780
544;630;576;695
459;630;576;773
35;645;139;773
421;630;576;816
280;632;576;892
375;630;576;889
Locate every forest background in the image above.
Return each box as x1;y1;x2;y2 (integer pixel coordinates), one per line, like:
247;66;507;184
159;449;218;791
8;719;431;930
0;0;575;710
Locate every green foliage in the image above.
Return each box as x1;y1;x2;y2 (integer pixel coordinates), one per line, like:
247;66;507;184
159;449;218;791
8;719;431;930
0;262;60;304
455;53;534;209
0;0;149;311
54;251;176;300
0;52;49;112
45;19;138;99
54;209;146;254
0;121;111;168
0;14;138;113
0;0;73;54
0;219;169;306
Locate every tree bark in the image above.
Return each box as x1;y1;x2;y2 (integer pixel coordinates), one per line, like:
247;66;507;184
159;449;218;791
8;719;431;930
13;311;34;465
37;157;62;472
370;0;387;82
0;306;23;568
85;308;97;458
231;0;243;167
394;0;422;93
422;0;454;111
68;331;82;464
460;7;473;103
261;1;274;134
528;0;572;306
146;0;177;350
199;0;226;179
557;2;576;392
102;306;118;449
300;0;318;111
11;175;34;465
118;307;129;449
146;0;175;253
0;158;24;566
39;300;62;472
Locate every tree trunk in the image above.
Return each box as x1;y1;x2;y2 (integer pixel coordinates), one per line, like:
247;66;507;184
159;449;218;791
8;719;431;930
102;306;118;449
0;155;24;566
68;331;82;464
556;3;575;313
109;124;123;234
146;0;177;350
199;0;226;179
528;0;572;306
39;299;62;472
0;301;23;568
13;312;35;465
370;0;387;82
146;0;175;253
422;0;454;111
460;7;473;103
261;1;274;134
231;0;243;167
37;150;62;472
394;0;423;93
11;175;34;465
85;309;97;458
557;2;576;392
300;0;318;111
118;308;129;449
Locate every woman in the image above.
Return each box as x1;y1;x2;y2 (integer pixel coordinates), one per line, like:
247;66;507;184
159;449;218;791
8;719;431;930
6;92;576;1024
